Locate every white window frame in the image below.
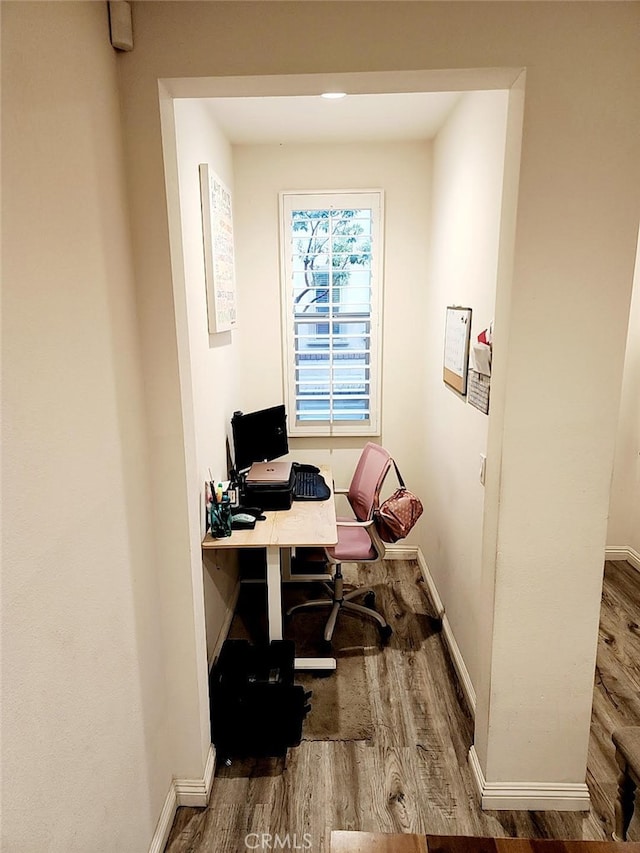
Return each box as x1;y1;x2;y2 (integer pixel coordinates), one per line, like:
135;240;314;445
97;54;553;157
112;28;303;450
279;189;384;437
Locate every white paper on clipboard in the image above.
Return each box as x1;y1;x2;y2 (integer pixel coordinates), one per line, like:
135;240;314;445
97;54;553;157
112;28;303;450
443;306;472;394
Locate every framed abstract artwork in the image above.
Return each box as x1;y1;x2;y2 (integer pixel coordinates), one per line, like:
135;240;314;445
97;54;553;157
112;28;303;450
199;164;237;333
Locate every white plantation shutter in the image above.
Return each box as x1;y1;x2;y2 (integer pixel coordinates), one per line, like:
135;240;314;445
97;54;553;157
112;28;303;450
280;191;384;437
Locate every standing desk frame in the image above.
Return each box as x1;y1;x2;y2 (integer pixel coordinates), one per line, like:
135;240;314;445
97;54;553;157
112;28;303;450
202;465;337;671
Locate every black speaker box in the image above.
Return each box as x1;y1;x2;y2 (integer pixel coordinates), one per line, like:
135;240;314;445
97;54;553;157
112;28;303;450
209;639;311;758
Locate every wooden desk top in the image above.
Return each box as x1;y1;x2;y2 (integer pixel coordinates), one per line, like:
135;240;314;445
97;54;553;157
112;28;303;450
330;834;640;853
201;465;337;550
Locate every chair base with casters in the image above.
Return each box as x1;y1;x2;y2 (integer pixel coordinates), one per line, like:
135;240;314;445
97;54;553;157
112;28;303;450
286;565;393;648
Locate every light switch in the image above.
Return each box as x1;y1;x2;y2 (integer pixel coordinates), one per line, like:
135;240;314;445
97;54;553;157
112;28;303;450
479;454;487;486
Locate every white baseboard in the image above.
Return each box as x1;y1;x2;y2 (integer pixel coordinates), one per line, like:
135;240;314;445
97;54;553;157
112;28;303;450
175;743;216;807
415;549;444;617
384;544;419;561
626;548;639;571
415;550;476;715
150;571;238;851
149;744;216;852
148;782;178;853
605;546;640;573
441;613;477;715
468;746;591;811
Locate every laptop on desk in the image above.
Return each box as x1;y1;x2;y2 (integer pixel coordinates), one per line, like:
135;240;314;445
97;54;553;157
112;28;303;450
245;460;293;486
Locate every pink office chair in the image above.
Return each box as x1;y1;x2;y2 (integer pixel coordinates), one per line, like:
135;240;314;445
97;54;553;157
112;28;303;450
287;442;394;648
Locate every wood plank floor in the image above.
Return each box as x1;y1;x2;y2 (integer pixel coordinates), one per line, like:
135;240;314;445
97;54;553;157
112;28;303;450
165;559;640;851
588;560;640;840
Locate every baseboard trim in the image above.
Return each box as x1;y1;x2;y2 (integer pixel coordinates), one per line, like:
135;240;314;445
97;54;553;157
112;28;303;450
175;743;216;807
468;746;591;811
415;550;476;716
442;614;477;715
384;544;419;560
148;781;178;853
415;549;445;617
149;743;217;850
605;546;640;573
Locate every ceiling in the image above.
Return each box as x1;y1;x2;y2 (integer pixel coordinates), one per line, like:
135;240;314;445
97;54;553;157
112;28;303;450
202;91;463;145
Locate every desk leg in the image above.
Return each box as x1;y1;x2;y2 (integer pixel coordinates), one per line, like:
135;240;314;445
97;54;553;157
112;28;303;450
266;545;283;641
281;547;292;583
266;545;336;671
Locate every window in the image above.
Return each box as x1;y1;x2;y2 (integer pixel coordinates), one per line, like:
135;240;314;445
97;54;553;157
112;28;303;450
279;191;384;436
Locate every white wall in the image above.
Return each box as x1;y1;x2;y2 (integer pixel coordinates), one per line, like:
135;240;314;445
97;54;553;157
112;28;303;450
2;3;172;850
119;65;213;786
420;90;509;692
117;0;640;817
10;3;639;848
173;99;241;664
608;236;640;558
232;140;431;492
473;29;638;785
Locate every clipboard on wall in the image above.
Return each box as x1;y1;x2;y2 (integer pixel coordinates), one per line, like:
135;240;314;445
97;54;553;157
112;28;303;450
443;306;472;395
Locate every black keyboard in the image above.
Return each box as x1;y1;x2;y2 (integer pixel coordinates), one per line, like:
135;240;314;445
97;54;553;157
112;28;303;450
293;470;331;501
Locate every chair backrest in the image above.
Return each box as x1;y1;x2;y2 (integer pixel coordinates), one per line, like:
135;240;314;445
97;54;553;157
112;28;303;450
347;442;393;522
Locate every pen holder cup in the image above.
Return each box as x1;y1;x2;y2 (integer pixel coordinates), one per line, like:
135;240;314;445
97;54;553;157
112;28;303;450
209;500;232;538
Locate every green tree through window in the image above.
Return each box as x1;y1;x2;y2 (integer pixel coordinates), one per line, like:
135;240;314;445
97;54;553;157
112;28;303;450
280;193;383;436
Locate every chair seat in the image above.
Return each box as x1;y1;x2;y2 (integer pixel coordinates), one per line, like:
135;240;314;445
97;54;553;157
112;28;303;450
325;517;377;562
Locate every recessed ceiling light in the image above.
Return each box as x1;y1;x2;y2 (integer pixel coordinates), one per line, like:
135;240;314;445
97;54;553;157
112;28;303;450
321;92;347;100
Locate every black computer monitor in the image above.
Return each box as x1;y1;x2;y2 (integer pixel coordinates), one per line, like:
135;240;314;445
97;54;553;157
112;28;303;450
231;404;289;473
